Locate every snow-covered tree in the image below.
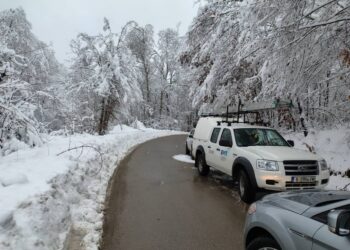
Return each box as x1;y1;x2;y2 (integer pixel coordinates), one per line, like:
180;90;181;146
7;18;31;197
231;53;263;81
182;0;350;129
151;28;192;130
0;8;63;154
69;19;142;135
125;24;156;120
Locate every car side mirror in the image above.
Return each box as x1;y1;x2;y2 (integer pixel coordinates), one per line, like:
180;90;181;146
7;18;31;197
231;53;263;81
287;140;294;147
328;210;350;236
219;139;232;148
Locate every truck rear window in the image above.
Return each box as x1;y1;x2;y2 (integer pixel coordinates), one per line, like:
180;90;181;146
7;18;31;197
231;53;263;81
210;128;221;143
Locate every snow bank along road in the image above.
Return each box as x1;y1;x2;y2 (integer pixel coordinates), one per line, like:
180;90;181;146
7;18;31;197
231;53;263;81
0;125;182;250
101;135;247;250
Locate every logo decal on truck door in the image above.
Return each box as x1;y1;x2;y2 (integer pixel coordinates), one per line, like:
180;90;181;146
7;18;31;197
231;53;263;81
221;150;228;156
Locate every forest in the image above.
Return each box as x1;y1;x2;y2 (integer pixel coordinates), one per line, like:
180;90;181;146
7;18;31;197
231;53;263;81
0;0;349;155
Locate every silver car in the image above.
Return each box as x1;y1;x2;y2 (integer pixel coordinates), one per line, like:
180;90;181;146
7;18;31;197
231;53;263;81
244;190;350;250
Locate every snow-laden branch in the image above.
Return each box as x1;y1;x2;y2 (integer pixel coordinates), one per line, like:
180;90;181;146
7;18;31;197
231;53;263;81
299;18;350;29
303;0;338;20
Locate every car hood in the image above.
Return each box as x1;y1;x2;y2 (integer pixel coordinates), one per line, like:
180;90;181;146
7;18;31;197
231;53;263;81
261;191;312;214
261;190;350;215
242;146;322;161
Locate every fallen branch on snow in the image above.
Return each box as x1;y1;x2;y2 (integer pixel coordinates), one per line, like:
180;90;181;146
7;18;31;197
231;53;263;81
303;143;315;153
342;182;350;191
57;145;104;176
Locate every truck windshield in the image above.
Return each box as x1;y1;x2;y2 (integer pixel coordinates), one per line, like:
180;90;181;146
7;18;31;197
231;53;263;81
234;128;289;147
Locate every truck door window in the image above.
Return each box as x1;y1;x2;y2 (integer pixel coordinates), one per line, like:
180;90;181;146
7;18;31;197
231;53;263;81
219;129;233;147
210;128;221;143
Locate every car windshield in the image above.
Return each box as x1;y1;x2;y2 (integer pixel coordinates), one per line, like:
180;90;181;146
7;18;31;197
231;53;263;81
234;128;289;147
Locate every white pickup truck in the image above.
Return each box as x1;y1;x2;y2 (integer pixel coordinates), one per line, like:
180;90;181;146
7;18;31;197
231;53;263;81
191;117;330;203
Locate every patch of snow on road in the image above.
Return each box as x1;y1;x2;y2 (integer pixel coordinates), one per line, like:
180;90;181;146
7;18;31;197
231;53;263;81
0;125;183;250
173;154;195;164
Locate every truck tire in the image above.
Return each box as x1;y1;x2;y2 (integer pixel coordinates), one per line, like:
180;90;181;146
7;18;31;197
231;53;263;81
238;170;255;203
190;145;194;160
196;153;210;176
247;236;281;250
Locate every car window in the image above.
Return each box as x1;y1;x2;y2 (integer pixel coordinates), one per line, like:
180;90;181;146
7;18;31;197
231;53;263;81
190;129;194;136
219;129;232;147
312;204;350;224
210;128;221;143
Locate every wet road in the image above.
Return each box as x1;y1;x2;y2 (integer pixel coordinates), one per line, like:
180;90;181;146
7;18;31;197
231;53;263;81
102;135;248;250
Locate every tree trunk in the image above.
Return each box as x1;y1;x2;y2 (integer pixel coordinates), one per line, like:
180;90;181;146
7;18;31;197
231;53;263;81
97;96;117;135
297;99;308;137
98;98;106;135
145;69;150;103
159;91;163;117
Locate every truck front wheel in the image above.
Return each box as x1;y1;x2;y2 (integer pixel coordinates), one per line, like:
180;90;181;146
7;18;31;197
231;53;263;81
196;153;210;176
238;170;255;203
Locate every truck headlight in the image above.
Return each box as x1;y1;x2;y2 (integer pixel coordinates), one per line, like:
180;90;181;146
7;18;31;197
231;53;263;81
319;160;328;171
257;160;279;171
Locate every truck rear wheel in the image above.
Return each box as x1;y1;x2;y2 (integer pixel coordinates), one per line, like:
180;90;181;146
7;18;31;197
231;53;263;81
185;144;190;155
238;170;255;203
196;153;209;176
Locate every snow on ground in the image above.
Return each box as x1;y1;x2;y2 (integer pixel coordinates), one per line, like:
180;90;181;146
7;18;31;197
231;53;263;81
284;127;350;191
172;154;195;164
0;125;183;250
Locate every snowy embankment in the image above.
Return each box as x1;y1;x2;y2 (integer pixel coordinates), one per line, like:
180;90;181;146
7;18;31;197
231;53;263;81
284;127;350;191
0;125;183;250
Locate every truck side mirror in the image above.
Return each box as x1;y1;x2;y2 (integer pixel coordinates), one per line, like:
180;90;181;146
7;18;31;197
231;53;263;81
287;140;294;147
328;210;350;236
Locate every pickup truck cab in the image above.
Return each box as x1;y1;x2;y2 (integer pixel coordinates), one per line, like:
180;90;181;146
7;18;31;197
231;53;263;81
191;117;330;203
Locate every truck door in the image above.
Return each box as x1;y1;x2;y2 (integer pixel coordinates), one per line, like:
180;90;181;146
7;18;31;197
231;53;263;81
206;127;221;167
217;128;234;175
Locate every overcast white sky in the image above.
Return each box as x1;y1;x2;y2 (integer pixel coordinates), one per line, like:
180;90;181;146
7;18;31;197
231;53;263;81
0;0;200;64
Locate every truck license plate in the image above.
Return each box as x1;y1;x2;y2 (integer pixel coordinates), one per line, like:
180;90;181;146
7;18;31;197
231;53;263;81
291;176;316;183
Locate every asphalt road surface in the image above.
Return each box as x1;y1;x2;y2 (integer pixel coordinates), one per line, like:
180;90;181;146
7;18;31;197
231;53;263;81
102;135;248;250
